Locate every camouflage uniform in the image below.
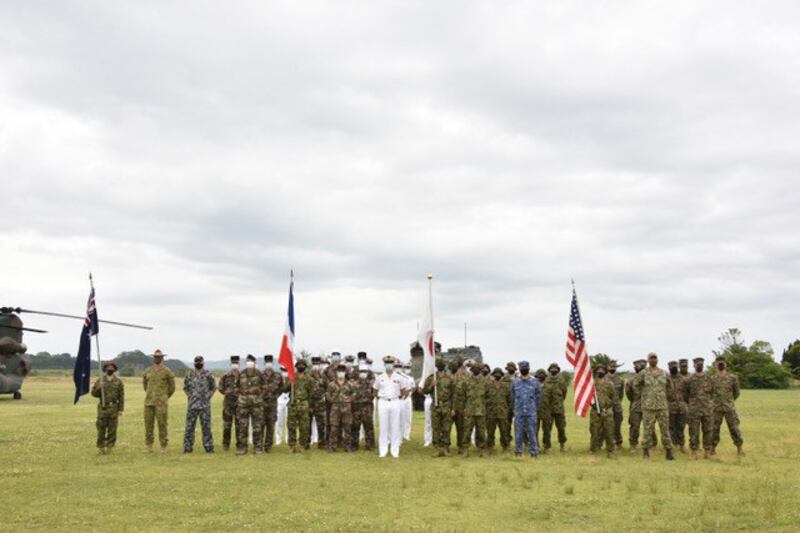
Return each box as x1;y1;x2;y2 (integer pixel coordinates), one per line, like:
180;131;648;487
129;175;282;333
284;370;313;450
423;370;456;454
636;367;673;455
326;378;355;451
351;373;376;451
459;372;490;455
91;373;124;450
235;367;267;453
451;364;468;449
667;367;689;450
308;367;328;449
485;373;511;451
686;368;714;453
143;364;176;449
590;375;619;454
501;369;516;435
261;368;284;452
183;368;216;452
540;372;567;451
712;372;743;450
607;369;625;446
625;366;654;448
217;368;241;451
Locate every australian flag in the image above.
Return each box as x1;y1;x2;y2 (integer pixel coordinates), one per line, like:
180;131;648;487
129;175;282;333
73;286;99;404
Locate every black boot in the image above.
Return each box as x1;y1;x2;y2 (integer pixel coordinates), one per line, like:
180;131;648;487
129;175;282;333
666;449;675;461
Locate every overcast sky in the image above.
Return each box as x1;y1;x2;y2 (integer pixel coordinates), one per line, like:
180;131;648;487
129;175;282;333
2;2;799;369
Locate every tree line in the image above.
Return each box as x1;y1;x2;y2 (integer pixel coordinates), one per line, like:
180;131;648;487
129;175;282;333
29;350;190;376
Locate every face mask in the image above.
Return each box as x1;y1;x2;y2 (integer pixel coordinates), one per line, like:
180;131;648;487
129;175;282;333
312;364;320;371
471;368;481;376
680;366;688;375
635;366;644;374
359;371;368;379
246;362;255;370
436;365;445;372
336;372;346;380
717;363;725;371
345;362;353;369
493;374;501;381
481;369;490;376
385;364;393;371
669;367;678;375
230;364;239;371
609;368;616;374
695;365;703;373
194;363;203;370
281;371;288;378
154;357;164;365
105;370;114;376
265;363;274;371
596;372;606;379
519;368;530;376
297;367;305;374
549;370;558;376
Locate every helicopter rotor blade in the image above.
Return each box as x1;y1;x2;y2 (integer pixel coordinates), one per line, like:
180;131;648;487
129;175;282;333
0;324;48;333
16;308;153;330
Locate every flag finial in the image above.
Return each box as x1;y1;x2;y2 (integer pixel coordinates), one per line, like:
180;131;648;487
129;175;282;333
427;273;433;280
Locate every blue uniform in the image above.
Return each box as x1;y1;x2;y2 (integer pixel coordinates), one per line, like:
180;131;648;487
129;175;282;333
511;376;542;455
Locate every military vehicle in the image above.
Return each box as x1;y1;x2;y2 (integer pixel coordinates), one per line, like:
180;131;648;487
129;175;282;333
0;306;152;400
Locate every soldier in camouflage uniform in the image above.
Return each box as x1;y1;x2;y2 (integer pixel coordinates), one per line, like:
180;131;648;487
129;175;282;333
261;354;284;452
182;356;216;453
308;356;328;449
217;355;241;451
502;362;516;435
449;357;467;451
590;364;619;457
423;358;455;456
625;358;648;450
686;357;714;458
486;368;511;453
458;364;490;457
607;361;625;448
91;361;125;454
540;363;568;453
711;356;744;455
284;359;314;452
667;360;689;453
534;368;546;447
324;352;341;442
235;354;267;455
143;349;176;452
635;353;674;460
351;363;376;451
677;358;690;445
326;364;355;451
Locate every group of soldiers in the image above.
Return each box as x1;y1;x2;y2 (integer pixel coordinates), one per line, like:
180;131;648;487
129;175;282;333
590;353;744;459
89;349;744;461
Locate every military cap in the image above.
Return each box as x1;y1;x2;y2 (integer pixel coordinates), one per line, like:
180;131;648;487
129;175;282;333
102;361;118;371
383;355;395;364
331;351;341;357
647;352;658;359
693;357;705;364
633;359;646;365
393;359;403;367
295;359;307;369
518;360;530;368
265;354;274;362
594;363;607;372
345;354;356;362
505;361;517;370
548;363;560;372
336;364;347;372
668;360;678;367
357;351;367;359
153;349;164;357
679;358;689;366
311;356;320;364
230;355;240;363
715;355;726;363
246;354;256;362
608;361;620;369
194;355;204;363
534;368;547;379
491;367;504;376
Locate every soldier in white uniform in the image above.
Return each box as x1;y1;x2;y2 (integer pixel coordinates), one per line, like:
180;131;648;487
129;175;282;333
373;355;409;458
275;366;290;445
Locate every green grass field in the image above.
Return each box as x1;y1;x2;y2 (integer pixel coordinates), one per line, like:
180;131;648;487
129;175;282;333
2;377;799;532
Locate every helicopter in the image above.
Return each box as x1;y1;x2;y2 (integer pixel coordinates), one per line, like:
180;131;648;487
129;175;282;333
0;306;152;400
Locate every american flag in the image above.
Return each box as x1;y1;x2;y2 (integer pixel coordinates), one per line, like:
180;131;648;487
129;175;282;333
565;285;595;417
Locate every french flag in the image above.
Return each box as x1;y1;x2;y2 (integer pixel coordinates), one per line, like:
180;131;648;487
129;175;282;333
278;273;296;382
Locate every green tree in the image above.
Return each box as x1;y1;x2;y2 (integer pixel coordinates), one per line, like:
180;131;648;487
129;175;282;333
713;329;791;389
589;353;615;371
781;340;800;378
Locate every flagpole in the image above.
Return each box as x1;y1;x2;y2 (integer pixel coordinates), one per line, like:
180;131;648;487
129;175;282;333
90;273;105;408
572;279;599;414
428;273;437;408
290;269;294;402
